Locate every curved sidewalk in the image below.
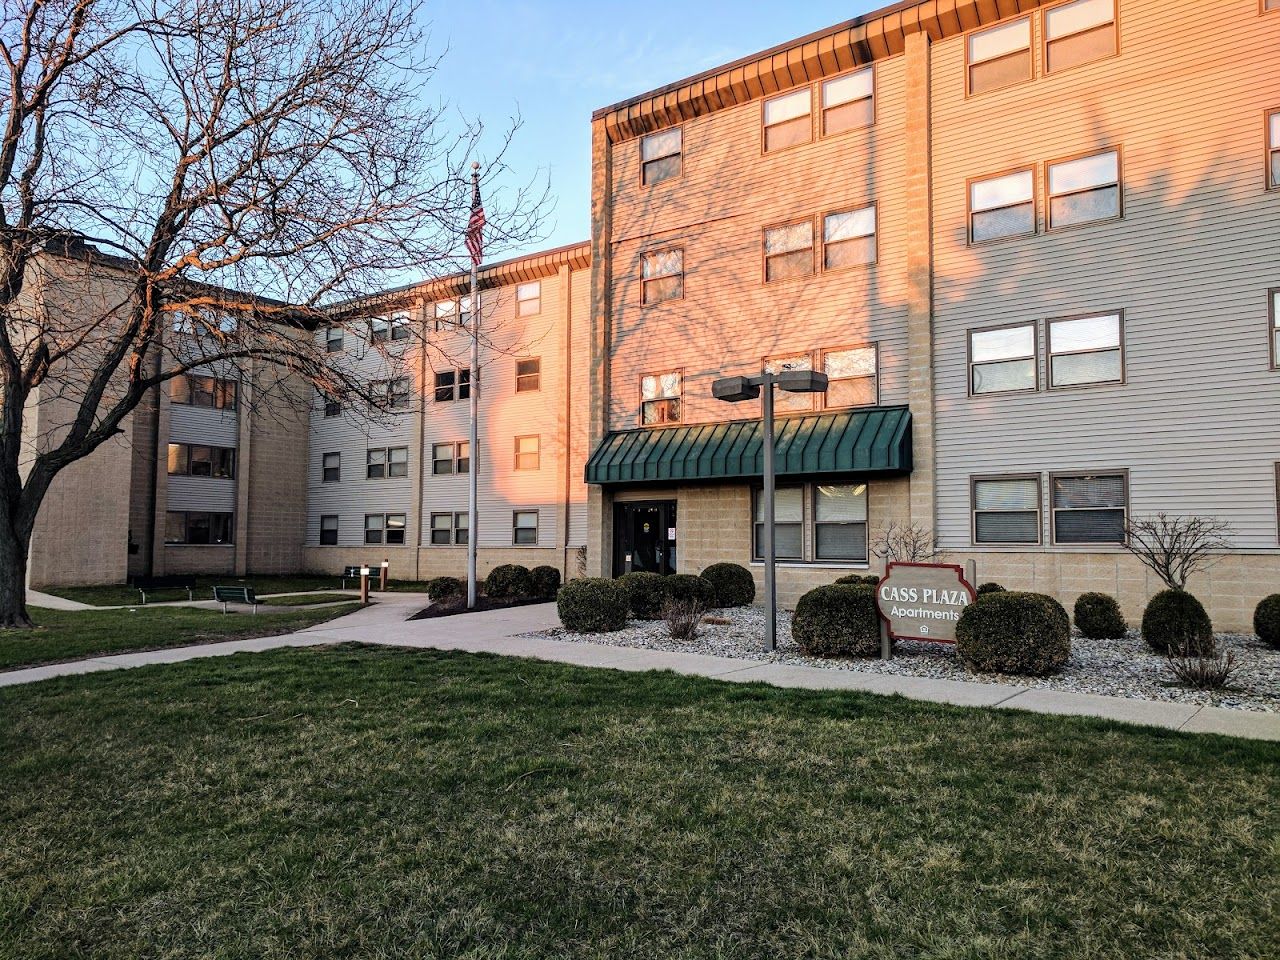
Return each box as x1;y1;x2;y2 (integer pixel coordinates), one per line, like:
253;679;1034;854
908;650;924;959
6;597;1278;741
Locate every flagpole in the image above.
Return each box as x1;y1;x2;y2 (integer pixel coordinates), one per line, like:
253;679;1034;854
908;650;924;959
466;162;481;609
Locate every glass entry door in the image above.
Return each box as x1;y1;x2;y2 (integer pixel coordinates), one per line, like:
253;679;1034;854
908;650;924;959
613;501;677;576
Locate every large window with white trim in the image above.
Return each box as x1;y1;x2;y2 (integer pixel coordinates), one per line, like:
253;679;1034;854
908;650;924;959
1051;473;1127;544
969;169;1035;243
969;323;1037;395
1048;313;1122;387
1047;150;1121;229
972;476;1041;544
1044;0;1117;74
967;17;1032;95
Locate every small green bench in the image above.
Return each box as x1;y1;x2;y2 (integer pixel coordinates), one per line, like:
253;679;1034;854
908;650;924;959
212;585;258;614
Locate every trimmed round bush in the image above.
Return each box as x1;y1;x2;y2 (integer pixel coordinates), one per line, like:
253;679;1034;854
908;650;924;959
791;584;881;658
836;573;880;587
530;565;562;599
1255;594;1280;649
976;582;1006;595
662;574;716;608
700;563;755;608
425;576;464;600
617;571;666;619
1142;589;1214;656
1074;592;1127;640
484;564;533;599
557;578;628;633
955;591;1071;676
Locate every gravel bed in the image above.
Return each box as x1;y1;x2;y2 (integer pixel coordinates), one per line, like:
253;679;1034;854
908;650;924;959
528;607;1280;713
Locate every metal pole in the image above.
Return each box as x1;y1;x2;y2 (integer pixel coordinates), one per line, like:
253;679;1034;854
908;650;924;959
466;168;481;609
762;374;777;652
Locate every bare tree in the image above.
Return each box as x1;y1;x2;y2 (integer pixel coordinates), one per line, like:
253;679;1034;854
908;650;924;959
0;0;547;626
870;521;939;565
1122;513;1233;591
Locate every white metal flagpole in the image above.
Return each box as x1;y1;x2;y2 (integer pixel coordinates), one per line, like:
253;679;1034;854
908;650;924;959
466;163;482;609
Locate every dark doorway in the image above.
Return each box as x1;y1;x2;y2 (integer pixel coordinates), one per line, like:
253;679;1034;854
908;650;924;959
613;500;677;576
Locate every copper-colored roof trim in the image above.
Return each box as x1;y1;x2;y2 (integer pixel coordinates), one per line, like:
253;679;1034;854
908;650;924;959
593;0;1047;144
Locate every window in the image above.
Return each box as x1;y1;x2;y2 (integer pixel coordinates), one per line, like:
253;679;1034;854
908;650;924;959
1052;473;1127;544
967;17;1032;95
641;371;682;425
364;514;384;544
167;443;235;479
1044;0;1116;74
322;393;341;418
970;324;1037;394
391;313;411;341
459;295;474;328
385;514;406;545
366;447;407;479
821;68;874;136
764;353;814;413
970;169;1035;243
387;378;411;409
513;510;539;545
1048;312;1123;387
763;221;813;282
165;511;234;545
434;300;457;331
366;447;386;479
170;374;237;410
363;514;404;545
454;511;469;545
320;515;339;545
822;346;877;408
517;281;541;317
814;485;868;561
432;442;467;475
641;248;683;304
972;476;1042;544
516;358;541;392
762;89;811;152
457;441;470;473
514;435;540;471
370;317;389;343
429;513;453;545
322;452;340;482
434;369;470;402
1048;150;1120;229
1268;0;1280;11
1272;290;1279;368
822;206;876;270
325;327;344;353
640;128;682;186
753;486;803;560
1269;110;1279;189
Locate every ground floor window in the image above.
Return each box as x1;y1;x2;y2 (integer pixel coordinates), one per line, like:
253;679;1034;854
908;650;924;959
365;513;406;545
429;512;468;545
513;510;539;545
1051;473;1127;544
971;475;1042;544
319;515;339;545
753;483;867;563
165;511;234;545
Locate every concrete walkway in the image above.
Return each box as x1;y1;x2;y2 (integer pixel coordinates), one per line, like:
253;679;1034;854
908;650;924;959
5;596;1278;741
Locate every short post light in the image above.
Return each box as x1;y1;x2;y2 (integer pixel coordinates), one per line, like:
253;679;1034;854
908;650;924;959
380;558;389;592
712;368;829;651
359;566;371;605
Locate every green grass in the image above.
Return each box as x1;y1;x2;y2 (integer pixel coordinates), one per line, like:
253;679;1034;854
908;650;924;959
39;574;431;606
260;593;355;607
0;604;361;672
1;646;1276;959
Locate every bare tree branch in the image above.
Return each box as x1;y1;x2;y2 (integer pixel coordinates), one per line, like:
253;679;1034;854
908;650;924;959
1122;513;1233;590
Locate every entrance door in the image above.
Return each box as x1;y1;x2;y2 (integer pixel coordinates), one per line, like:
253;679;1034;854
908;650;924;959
613;501;677;576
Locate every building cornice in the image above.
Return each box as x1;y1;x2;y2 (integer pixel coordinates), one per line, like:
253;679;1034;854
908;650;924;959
592;0;1048;144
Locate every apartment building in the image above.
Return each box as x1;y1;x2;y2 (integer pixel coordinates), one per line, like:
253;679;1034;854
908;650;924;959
583;0;1280;630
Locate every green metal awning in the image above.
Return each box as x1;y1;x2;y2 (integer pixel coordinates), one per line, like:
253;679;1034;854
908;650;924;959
585;406;912;486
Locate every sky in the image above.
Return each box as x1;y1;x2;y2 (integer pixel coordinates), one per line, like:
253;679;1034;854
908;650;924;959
421;0;874;260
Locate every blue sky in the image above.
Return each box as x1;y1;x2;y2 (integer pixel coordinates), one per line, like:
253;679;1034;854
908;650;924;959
423;1;873;259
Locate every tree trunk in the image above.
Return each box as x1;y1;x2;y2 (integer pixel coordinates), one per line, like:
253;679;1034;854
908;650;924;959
0;515;33;629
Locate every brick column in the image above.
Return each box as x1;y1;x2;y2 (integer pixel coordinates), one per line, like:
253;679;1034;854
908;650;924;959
234;365;253;576
587;117;614;577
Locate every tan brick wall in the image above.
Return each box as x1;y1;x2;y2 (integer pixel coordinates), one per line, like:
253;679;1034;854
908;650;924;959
301;546;578;582
161;545;236;577
240;362;309;575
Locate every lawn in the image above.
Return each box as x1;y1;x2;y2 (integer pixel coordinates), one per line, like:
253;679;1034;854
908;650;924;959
0;604;361;672
40;574;431;606
260;592;355;607
1;646;1276;959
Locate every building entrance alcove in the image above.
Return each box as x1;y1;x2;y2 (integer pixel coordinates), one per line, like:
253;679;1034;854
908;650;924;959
612;501;677;576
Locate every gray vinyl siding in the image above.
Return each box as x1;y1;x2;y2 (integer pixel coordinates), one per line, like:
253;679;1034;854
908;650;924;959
566;266;591;547
167;404;238;447
929;0;1280;551
167;475;237;512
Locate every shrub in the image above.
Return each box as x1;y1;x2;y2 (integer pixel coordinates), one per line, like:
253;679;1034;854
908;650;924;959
1074;592;1127;640
1142;589;1215;656
700;563;755;608
425;576;464;600
530;565;562;600
484;564;533;599
1254;594;1280;649
663;599;708;641
976;582;1006;595
662;573;716;608
791;584;881;658
955;592;1070;676
557;578;628;633
617;571;666;619
835;573;880;587
1167;649;1238;690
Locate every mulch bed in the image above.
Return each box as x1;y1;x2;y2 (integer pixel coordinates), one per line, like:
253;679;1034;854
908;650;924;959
409;595;550;620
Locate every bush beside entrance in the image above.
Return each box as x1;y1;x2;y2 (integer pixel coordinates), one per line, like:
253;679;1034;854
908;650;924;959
792;584;881;658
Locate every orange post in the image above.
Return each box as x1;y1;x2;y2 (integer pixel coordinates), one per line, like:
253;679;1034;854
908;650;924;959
360;567;370;605
380;559;389;591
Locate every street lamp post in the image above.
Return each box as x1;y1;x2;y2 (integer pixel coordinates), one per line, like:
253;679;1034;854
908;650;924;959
712;369;828;651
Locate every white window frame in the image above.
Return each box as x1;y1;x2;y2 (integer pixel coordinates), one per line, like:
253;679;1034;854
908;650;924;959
1043;0;1117;75
514;435;540;471
516;357;541;393
319;514;339;545
822;205;877;271
322;452;341;483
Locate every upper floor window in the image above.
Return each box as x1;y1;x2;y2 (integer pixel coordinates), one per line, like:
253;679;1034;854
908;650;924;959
822;206;876;270
641;248;683;304
325;326;343;353
1051;473;1127;544
516;281;541;317
1270;289;1279;368
322;393;341;418
970;323;1037;395
764;353;814;413
374;377;411;409
434;299;457;331
434;368;470;402
762;88;811;152
970;169;1035;243
972;476;1042;544
763;221;813;283
967;17;1031;95
1048;313;1123;387
170;373;237;411
432;441;468;475
821;345;877;408
366;446;408;479
1044;0;1117;75
1267;0;1280;12
514;435;540;471
167;443;235;479
370;316;389;342
640;128;682;187
516;358;541;393
459;295;474;327
821;68;874;136
319;515;338;545
641;371;682;425
322;452;340;482
1268;110;1279;189
1047;149;1120;229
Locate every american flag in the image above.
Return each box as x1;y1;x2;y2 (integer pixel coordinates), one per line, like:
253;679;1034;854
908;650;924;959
466;170;485;266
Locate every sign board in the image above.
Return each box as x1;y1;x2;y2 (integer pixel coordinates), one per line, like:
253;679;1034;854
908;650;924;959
875;562;976;644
